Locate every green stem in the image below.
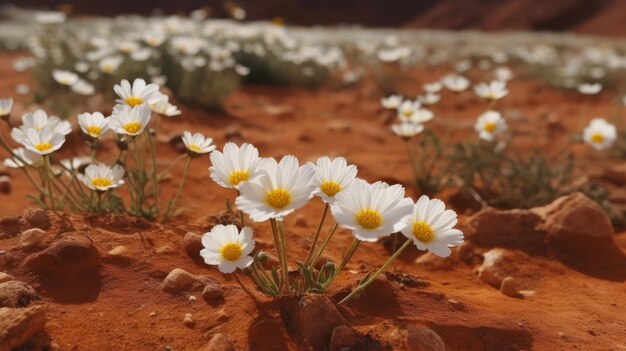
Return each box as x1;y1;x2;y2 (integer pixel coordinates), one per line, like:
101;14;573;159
310;222;338;268
277;219;290;294
304;202;329;267
164;156;191;219
324;238;360;289
156;154;187;180
147;130;159;213
404;139;420;186
338;239;412;304
43;155;56;210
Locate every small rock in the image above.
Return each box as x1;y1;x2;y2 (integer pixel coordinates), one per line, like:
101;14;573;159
0;281;39;308
21;208;51;230
107;246;129;257
0;305;47;350
447;299;467;311
19;228;47;249
500;277;522;298
183;313;195;328
189;295;197;302
162;268;196;294
23;233;101;277
149;312;157;317
0;272;15;284
202;282;223;302
327;120;351;133
201;333;236;351
0;175;11;194
329;325;357;351
183;232;203;258
294;215;308;227
558;331;573;342
0;216;21;238
477;248;529;289
404;324;446;351
155;244;176;255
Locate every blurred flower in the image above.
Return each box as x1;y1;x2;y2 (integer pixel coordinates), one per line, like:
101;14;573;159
423;82;442;93
381;95;402;110
493;66;513;81
78;112;109;139
3;148;42;168
392;122;424;139
52;70;79;86
442;74;470;92
475;111;507;141
419;93;441;105
331;179;413;242
109;104;151;136
35;11;66;24
396;99;420;122
236;155;316;221
474;80;508;100
99;56;124;74
149;96;181;117
71;80;95;96
78;163;125;191
310;156;358;204
200;225;254;273
182;131;216;155
0;98;13;119
399;195;464;258
583;118;616;151
577;83;602;95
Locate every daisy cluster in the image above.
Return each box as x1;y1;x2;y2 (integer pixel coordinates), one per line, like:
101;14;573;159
0;78;216;216
201;143;464;300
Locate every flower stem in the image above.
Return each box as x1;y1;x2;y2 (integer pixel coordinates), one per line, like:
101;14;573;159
43;155;56;210
324;237;360;289
304;202;329;267
276;219;291;294
310;222;338;268
164;156;191;219
156;154;187;181
338;239;412;304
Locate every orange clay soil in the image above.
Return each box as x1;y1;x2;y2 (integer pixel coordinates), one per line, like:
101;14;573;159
1;51;626;350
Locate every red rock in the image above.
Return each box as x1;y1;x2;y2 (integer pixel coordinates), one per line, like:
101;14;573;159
0;281;39;308
404;324;446;351
477;248;529;289
500;277;522;298
329;325;357;351
21;208;51;230
162;268;196;294
0;305;47;351
23;233;101;276
201;333;236;351
183;232;203;258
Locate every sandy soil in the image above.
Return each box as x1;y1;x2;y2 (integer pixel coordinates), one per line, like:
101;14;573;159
1;51;625;351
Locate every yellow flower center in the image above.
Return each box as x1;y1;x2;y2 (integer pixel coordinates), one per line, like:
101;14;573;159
34;143;52;153
91;177;113;187
0;108;10;116
147;38;159;46
402;109;412;117
355;208;382;229
265;188;292;209
484;122;497;133
590;132;605;143
188;144;201;152
320;180;341;197
86;125;102;137
220;242;243;262
102;64;114;73
228;170;250;186
123;121;142;134
125;96;143;108
412;220;435;243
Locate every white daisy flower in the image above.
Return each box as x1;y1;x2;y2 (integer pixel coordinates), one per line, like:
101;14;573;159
493;66;513;81
419;93;441;106
441;74;470;92
182;131;216;155
99;56;124;74
331;180;413;242
583;118;617;151
78;112;109;139
235;155;316;222
310;156;358;204
143;32;166;47
475;111;507;141
399;195;464;258
149;96;181;117
52;70;79;86
474;80;508;100
11;109;72;142
3;148;42;168
0;98;13;118
200;225;255;274
108;104;151;136
577;83;602;95
392;123;424;139
396;100;421;122
60;156;91;172
18;128;65;155
381;95;403;110
71;80;95;96
78;163;125;192
209;143;260;189
113;78;162;108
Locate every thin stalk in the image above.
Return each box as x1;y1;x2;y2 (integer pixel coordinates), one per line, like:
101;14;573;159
236;189;245;228
96;191;103;212
254;260;279;295
304;202;329;267
164;156;191;219
276;220;290;294
147;130;160;213
338;239;412;304
249;262;278;295
310;222;339;268
156;154;187;180
404;139;420;186
43;155;56;210
324;238;360;289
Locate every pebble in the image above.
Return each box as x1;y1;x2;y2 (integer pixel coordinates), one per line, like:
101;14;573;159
0;175;11;194
149;312;157;317
19;228;47;249
107;246;129;257
21;208;51;230
0;281;40;308
183;232;203;257
0;305;47;350
202;333;236;351
155;245;176;255
202;282;224;302
447;299;467;311
162;268;196;294
500;277;522;298
189;295;197;302
183;313;195;328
